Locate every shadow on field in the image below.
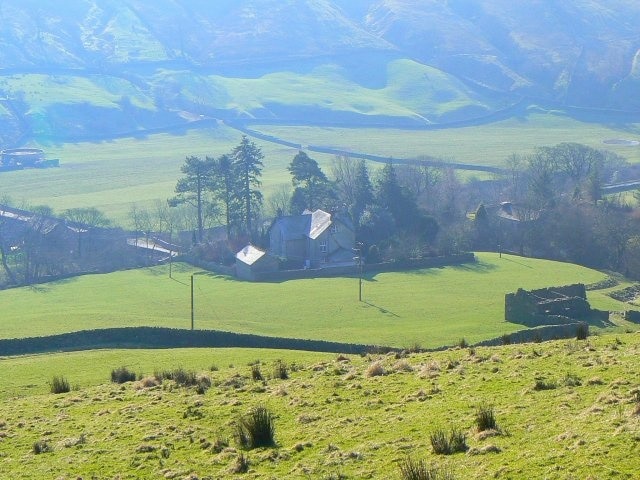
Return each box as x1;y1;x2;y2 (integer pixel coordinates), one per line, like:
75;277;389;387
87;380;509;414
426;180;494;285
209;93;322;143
362;300;400;317
28;275;79;293
499;256;533;269
450;260;498;273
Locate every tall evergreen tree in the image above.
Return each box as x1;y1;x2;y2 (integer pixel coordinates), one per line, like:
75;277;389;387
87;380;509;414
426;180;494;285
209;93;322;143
287;151;330;212
231;136;264;235
212;154;241;238
352;160;374;226
169;155;215;242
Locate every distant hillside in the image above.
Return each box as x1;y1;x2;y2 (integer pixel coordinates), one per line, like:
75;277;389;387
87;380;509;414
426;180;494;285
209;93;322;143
0;0;639;144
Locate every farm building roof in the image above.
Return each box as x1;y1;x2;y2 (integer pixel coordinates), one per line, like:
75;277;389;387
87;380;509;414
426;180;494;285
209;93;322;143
236;244;267;266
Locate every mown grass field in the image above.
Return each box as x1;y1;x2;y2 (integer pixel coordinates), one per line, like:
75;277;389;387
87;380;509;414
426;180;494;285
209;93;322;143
0;253;631;348
0;110;638;226
0;333;638;478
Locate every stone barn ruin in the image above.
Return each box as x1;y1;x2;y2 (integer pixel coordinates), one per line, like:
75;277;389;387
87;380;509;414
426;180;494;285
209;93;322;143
505;284;607;327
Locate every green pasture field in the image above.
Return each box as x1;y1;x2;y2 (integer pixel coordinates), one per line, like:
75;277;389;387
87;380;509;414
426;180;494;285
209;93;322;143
252;111;640;166
0;333;638;478
0;253;631;348
0;126;309;224
1;110;638;226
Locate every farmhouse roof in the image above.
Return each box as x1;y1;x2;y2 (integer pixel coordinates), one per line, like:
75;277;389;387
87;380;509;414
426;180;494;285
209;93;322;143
271;209;335;240
236;244;267;266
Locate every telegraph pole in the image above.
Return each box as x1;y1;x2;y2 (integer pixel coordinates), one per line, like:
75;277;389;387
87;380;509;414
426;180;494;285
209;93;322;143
190;274;194;330
353;242;363;302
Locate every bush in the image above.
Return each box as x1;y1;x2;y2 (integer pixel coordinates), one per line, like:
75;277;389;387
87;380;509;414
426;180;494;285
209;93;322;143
576;322;589;340
475;403;498;432
111;366;137;384
235;405;276;449
50;375;71;394
457;338;468;349
272;360;288;380
430;427;468;455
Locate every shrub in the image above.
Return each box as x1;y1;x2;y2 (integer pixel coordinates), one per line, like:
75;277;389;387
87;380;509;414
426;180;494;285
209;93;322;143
50;375;71;394
430;428;468;455
272;360;288;380
33;440;53;454
234;405;276;449
457;338;468;349
475;403;498;432
576;322;589;340
110;366;137;384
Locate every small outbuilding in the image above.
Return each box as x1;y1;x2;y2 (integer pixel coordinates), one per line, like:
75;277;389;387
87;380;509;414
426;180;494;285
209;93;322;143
235;244;279;281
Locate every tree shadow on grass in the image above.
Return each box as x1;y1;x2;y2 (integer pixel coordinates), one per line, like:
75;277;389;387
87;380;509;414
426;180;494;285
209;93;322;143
28;275;79;293
450;260;498;273
498;256;533;269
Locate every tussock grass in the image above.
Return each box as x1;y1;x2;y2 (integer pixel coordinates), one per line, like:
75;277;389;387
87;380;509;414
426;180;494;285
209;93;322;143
475;403;498;432
399;457;453;480
234;405;276;449
272;360;288;380
366;361;386;377
430;427;467;455
49;375;70;394
110;366;137;384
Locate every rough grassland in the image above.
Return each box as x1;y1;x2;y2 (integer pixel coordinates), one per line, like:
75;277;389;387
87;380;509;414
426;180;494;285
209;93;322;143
0;253;630;348
0;333;638;478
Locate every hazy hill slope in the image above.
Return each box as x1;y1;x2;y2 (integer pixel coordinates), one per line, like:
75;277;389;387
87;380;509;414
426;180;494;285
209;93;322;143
0;0;639;144
363;0;640;107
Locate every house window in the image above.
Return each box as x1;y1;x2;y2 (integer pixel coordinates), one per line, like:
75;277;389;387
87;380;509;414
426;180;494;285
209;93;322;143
330;224;338;234
320;240;327;253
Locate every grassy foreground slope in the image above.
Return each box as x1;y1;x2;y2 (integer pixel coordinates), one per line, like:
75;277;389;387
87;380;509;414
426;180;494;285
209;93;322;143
0;253;630;348
0;333;638;478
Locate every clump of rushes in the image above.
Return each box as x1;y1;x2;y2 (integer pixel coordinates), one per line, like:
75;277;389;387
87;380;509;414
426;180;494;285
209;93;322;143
272;360;288;380
430;427;468;455
235;405;276;449
111;366;136;384
50;375;70;394
475;403;498;432
398;456;453;480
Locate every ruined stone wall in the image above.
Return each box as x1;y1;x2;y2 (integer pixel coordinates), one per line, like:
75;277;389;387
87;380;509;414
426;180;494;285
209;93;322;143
505;284;591;327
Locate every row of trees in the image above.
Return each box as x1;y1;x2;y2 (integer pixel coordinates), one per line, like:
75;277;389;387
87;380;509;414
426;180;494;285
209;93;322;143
169;136;264;242
169;137;441;262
